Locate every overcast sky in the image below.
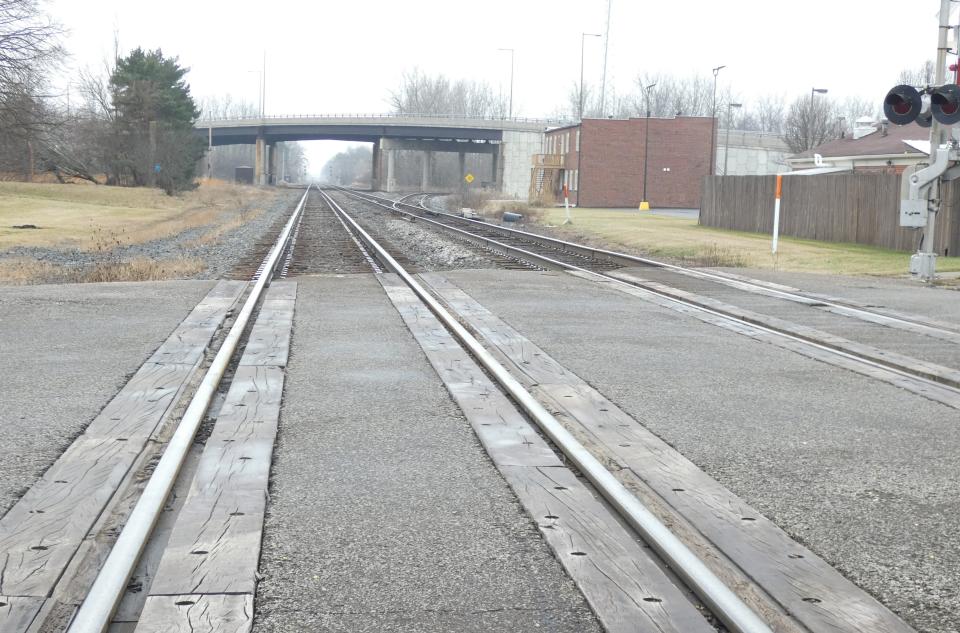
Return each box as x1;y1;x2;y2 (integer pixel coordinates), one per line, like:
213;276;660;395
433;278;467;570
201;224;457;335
49;0;946;174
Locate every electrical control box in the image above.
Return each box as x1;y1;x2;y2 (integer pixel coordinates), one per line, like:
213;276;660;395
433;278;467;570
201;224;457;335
900;199;929;228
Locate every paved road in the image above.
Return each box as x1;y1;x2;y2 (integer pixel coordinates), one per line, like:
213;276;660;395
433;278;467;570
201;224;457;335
0;281;215;516
441;268;960;633
714;267;960;323
254;275;600;632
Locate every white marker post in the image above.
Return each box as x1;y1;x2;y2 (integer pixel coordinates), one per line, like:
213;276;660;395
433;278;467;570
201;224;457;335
563;183;572;225
771;174;783;254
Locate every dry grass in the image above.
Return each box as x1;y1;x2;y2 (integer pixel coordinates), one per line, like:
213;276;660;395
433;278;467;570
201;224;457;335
81;257;206;282
0;258;65;284
0;181;271;251
0;180;273;285
536;207;960;277
0;256;205;285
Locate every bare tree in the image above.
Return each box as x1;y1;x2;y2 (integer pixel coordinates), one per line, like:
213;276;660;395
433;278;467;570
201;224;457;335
0;0;62;179
389;68;506;118
752;95;786;134
782;94;838;153
897;60;936;86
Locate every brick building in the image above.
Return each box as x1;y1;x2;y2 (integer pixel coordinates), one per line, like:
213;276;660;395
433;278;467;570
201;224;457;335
530;116;713;208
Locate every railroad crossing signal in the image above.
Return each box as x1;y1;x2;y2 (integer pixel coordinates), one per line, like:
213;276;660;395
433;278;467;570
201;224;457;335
883;83;960;127
464;173;474;184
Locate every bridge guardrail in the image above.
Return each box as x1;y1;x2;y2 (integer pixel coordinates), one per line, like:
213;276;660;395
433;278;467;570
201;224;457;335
196;112;573;127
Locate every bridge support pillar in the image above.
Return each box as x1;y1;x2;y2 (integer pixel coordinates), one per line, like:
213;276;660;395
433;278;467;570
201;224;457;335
371;139;381;190
267;142;277;185
458;151;466;193
420;151;432;190
492;145;503;191
386;149;397;193
255;135;267;186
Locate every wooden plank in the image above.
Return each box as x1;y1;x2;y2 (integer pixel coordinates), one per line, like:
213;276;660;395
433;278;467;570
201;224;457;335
148;282;246;365
423;274;916;633
134;594;252;633
82;363;196;441
378;273;712;633
145;286;295;598
0;282;244;606
381;280;560;467
0;439;143;596
0;597;44;631
502;466;712;633
238;282;296;367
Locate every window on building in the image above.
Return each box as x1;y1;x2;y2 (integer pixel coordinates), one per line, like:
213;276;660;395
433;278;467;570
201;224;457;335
576;130;580;152
573;169;578;191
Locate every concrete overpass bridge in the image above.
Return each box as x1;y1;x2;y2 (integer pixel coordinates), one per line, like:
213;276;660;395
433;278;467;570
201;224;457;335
195;114;563;196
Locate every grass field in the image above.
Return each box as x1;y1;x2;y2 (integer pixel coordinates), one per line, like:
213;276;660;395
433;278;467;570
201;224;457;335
536;207;960;278
0;180;269;251
0;180;272;284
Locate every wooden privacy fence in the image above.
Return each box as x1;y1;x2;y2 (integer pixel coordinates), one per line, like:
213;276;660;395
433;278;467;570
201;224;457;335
701;173;960;256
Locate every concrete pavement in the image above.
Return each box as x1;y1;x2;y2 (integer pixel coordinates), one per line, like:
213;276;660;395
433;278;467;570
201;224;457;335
440;268;959;633
254;275;600;632
0;281;215;516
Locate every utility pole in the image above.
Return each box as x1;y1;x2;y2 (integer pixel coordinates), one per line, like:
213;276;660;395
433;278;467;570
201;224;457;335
498;48;514;118
600;0;612;117
709;65;725;175
579;33;601;120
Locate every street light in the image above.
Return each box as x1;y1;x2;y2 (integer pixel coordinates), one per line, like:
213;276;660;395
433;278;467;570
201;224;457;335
810;87;828;150
576;33;600;207
723;103;742;175
641;82;657;209
579;33;601;120
246;70;263;118
709;65;726;175
497;48;515;119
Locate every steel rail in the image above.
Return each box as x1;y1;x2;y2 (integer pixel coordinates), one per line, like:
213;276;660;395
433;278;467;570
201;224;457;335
360;188;960;339
334;187;960;398
67;186;312;633
317;188;774;633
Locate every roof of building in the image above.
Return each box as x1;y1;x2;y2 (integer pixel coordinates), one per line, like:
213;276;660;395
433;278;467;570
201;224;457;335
790;122;929;160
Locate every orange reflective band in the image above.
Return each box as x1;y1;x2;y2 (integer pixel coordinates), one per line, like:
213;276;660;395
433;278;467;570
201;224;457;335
775;175;783;199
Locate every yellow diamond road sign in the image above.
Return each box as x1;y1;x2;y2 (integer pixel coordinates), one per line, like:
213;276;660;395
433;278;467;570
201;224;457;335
464;173;474;184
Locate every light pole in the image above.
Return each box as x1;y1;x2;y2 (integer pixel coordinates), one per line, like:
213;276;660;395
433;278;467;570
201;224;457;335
723;102;742;175
810;87;828;149
640;82;657;210
497;48;514;118
579;33;601;120
600;0;612;117
709;65;726;175
247;70;263;118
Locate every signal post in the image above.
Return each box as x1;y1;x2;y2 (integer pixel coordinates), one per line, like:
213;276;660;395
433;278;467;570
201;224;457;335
883;0;955;281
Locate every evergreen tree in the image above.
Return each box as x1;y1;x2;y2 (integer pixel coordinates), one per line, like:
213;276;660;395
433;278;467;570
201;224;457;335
108;48;203;193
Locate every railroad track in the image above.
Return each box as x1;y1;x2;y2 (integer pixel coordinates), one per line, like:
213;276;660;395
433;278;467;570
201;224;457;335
332;187;960;409
0;186;927;632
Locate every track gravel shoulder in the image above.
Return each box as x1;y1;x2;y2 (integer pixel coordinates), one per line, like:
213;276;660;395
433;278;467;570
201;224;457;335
440;268;960;633
254;274;600;633
0;280;216;516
